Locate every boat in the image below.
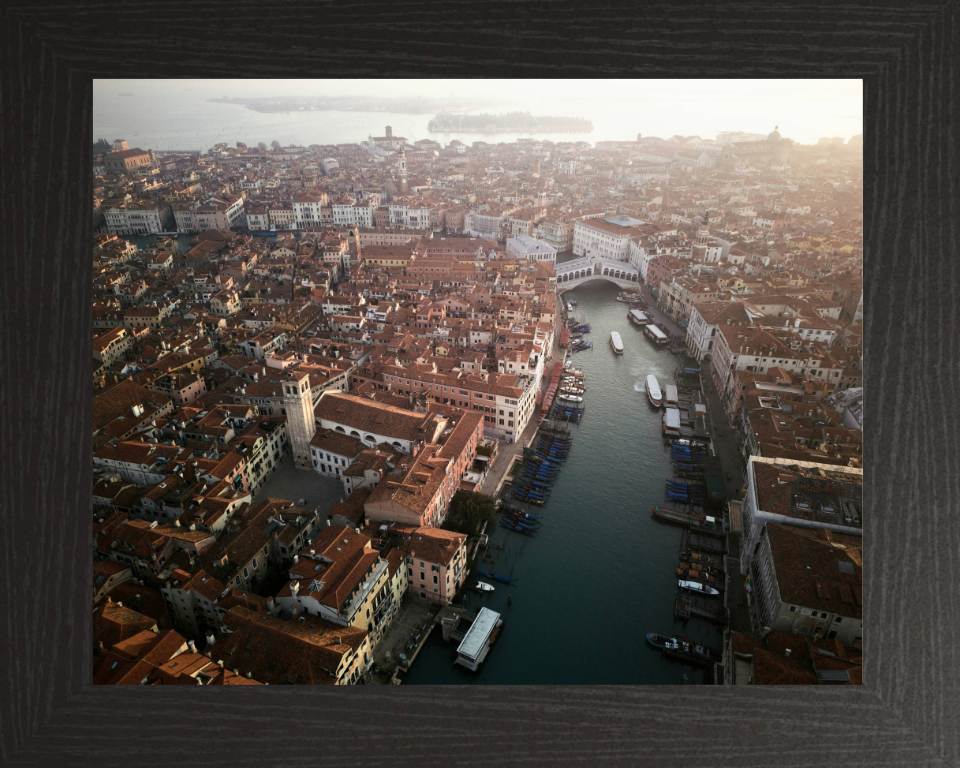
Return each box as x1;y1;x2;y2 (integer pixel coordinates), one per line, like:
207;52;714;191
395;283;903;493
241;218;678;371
474;581;495;592
644;324;669;345
566;302;573;312
477;570;517;583
569;298;577;307
628;309;649;326
679;579;720;596
609;331;624;355
560;387;585;396
558;394;583;404
652;506;705;526
663;384;679;407
662;407;682;437
646;375;662;407
646;632;692;652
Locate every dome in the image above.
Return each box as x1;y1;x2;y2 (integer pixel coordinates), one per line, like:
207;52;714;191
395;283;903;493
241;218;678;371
768;125;781;142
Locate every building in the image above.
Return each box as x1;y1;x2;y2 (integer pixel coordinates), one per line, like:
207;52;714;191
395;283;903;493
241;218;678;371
315;392;446;455
377;365;537;442
283;371;316;469
572;216;645;261
370;125;407;151
210;605;372;685
506;235;557;263
275;525;405;650
104;148;153;174
174;195;245;233
740;457;863;647
721;630;862;685
396;525;467;604
685;301;756;363
103;200;170;236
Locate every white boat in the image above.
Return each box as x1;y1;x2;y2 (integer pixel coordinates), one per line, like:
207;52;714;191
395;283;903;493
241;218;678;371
558;394;583;404
475;581;495;592
561;387;585;395
679;579;720;596
566;302;574;312
610;331;624;355
644;324;668;345
628;309;649;326
646;375;662;407
664;384;679;407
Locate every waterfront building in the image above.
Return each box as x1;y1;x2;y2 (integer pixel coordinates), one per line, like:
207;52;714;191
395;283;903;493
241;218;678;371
572;216;646;261
103;199;171;236
721;630;862;685
394;525;467;604
174;195;245;233
506;234;557;263
740;457;863;647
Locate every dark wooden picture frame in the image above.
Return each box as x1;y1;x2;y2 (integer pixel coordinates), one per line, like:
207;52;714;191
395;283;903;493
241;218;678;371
1;2;956;765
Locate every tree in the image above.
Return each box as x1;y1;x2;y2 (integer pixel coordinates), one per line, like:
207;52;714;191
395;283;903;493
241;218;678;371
258;142;267;152
271;141;281;151
442;490;496;536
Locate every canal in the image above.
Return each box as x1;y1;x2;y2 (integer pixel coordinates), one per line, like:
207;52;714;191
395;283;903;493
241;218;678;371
403;281;721;684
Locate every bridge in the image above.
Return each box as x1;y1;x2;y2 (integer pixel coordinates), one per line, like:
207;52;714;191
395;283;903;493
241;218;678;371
555;255;640;290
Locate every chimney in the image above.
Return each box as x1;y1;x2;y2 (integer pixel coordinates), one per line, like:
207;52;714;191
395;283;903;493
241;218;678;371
205;632;216;646
784;648;792;658
335;637;342;644
291;581;300;597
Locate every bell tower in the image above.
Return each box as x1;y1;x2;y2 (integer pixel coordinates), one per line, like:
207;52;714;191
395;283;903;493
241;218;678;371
282;372;317;470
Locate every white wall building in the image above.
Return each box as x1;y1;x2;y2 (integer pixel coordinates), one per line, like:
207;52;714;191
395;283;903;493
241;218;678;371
572;216;644;261
104;202;167;236
506;235;557;262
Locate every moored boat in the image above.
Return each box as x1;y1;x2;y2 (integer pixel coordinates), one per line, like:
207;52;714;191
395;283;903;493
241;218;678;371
558;394;583;403
477;570;517;583
646;632;692;651
474;581;495;592
678;579;720;596
644;324;668;345
628;308;649;326
652;506;705;526
646;374;662;407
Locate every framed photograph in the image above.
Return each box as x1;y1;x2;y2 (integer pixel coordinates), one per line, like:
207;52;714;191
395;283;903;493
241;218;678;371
1;2;954;765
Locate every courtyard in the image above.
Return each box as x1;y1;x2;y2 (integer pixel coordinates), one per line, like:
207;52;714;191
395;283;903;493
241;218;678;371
253;453;345;515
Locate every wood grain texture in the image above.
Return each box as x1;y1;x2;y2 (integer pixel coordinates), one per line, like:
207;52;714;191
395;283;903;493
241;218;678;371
0;1;956;765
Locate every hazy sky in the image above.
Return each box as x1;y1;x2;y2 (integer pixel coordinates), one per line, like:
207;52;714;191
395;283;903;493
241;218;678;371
94;79;862;145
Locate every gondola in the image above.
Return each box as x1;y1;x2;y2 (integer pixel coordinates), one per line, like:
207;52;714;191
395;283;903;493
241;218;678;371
477;570;517;583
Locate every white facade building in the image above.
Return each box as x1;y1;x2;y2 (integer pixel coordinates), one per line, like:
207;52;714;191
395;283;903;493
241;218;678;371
572;216;644;261
506;235;557;262
104;202;166;236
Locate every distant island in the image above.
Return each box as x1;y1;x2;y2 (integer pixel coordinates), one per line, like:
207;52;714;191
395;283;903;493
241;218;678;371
207;95;502;115
428;112;593;134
